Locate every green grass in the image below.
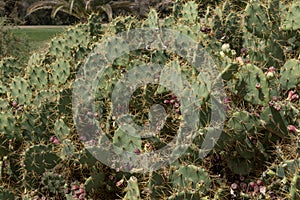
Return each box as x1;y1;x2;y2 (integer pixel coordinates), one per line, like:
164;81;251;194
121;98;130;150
12;27;66;51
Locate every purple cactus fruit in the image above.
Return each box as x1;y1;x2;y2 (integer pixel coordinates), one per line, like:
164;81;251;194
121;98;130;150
256;179;263;186
236;57;244;65
240;182;247;192
291;94;299;101
255;83;261;89
174;102;180;108
273;103;281;111
17;106;23;111
78;188;84;194
79;136;86;141
244;59;251;64
145;142;151;148
75;190;82;197
50;136;56;142
52;138;60;145
259;186;266;195
253;184;259;193
116;179;124;187
170;99;175;104
231;183;238;190
12;101;18;107
163;99;170;104
241;47;247;55
224;97;231;104
239;175;245;181
268;66;276;72
72;185;79;191
78;194;85;200
171;94;177;99
287;90;296;101
248;182;255;191
287;125;299;133
134;148;141;155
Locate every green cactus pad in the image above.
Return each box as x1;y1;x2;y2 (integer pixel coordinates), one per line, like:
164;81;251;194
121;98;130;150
23;145;61;174
49;38;71;59
84;171;105;194
20;111;49;142
0;57;22;84
0;80;7;94
78;149;98;168
123;176;141;200
170;165;211;195
235;136;256;159
0;188;15;200
0;99;8;111
41;171;66;195
233;63;270;105
27;52;45;67
226;156;253;175
49;59;71;86
227;111;259;139
59;139;75;160
181;1;198;24
244;1;271;39
9;77;32;105
0;111;21;157
54;119;70;141
113;127;142;153
26;64;48;89
144;9;159;28
260;105;289;139
281;1;300;31
33;90;57;106
149;172;168;199
279;59;300;90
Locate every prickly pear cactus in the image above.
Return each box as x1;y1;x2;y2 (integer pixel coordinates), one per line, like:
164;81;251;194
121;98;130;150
170;165;211;196
123;176;141;200
281;0;300;31
0;0;299;199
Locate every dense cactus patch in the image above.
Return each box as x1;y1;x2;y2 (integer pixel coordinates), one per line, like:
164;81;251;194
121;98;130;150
0;0;300;199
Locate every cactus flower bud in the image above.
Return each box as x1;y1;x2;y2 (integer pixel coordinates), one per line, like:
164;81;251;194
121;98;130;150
236;57;244;65
287;125;300;133
12;101;18;107
265;66;276;74
291;94;299;101
266;71;275;79
231;183;238;190
72;185;79;191
163;99;170;104
134;148;141;155
287;90;298;101
52;138;60;145
273;103;281;111
255;83;261;89
221;43;230;52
